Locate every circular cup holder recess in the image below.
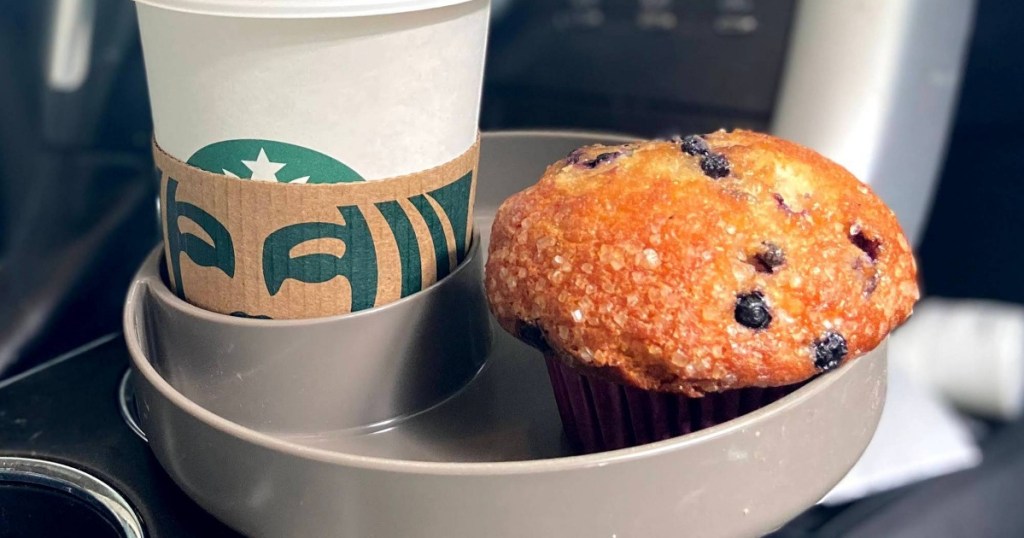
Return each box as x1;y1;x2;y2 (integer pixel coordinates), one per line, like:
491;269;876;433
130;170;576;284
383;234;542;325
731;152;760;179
119;369;148;443
0;457;145;538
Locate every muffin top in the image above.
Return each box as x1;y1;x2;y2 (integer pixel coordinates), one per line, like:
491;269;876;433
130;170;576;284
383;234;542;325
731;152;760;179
485;130;918;396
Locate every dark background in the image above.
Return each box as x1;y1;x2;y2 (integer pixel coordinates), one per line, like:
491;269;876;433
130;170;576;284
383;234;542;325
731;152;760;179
916;0;1024;305
0;0;1021;378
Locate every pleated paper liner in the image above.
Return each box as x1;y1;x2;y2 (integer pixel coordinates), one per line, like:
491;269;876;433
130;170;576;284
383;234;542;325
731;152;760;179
545;356;804;454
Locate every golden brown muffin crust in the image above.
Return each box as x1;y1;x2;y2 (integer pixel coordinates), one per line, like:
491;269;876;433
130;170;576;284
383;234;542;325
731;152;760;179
485;130;919;396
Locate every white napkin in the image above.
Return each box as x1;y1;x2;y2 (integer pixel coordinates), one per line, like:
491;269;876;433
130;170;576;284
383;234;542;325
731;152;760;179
820;362;981;505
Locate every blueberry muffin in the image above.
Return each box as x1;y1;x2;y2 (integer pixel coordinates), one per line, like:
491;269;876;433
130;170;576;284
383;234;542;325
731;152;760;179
485;130;919;453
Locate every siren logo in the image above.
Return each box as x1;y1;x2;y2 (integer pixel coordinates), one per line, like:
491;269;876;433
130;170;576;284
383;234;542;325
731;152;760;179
161;140;473;317
187;139;364;184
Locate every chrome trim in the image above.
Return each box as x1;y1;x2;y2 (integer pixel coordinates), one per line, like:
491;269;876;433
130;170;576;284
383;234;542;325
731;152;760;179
119;369;148;443
0;456;144;538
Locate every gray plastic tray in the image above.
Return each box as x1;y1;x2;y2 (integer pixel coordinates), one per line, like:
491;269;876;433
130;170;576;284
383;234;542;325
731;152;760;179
124;131;887;538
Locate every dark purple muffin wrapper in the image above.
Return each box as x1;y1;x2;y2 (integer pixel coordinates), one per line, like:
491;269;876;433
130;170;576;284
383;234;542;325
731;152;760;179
545;356;803;454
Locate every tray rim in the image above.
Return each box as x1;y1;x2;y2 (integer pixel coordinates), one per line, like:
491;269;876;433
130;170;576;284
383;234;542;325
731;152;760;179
141;231;483;328
126;270;886;476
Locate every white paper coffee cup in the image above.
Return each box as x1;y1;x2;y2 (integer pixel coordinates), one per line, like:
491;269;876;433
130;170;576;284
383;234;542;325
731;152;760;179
134;0;489;318
135;0;488;182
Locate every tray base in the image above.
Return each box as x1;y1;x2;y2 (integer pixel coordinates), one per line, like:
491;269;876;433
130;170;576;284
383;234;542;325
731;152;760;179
283;321;569;461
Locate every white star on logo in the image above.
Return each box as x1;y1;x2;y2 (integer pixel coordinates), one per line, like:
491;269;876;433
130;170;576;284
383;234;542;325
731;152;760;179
242;148;286;182
233;148;311;183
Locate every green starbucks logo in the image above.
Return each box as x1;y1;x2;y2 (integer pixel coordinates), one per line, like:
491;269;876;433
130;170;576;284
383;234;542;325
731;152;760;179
187;139;364;184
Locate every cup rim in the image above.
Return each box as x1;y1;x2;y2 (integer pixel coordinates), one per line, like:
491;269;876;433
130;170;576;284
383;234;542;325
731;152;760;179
133;0;480;19
143;230;481;327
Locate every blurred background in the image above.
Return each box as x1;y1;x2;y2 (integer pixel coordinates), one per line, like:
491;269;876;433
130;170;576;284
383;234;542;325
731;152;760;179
1;0;1023;535
3;0;1022;378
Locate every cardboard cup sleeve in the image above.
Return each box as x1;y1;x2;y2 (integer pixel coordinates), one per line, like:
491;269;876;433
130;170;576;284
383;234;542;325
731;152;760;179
153;136;480;319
